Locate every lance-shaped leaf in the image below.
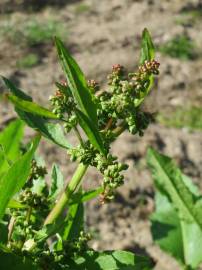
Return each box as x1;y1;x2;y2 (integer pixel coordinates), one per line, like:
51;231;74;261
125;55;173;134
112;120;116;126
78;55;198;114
55;37;98;125
0;135;40;219
0;119;24;175
7;199;27;209
17;111;71;149
147;148;202;269
67;250;152;270
49;164;64;200
55;38;105;154
76;109;106;155
2;77;71;149
60;200;84;241
7;94;58;119
135;29;155;107
2;76;32;101
69;187;103;205
3;76;57;119
140;28;155;65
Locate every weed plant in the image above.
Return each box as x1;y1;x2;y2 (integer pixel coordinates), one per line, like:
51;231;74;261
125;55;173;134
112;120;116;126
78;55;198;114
1;28;202;270
0;29;158;269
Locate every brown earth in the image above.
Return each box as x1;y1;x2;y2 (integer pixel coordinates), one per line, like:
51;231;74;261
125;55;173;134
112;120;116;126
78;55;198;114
0;0;202;269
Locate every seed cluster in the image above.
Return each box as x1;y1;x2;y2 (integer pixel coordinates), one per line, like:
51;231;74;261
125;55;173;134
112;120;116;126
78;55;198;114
51;60;159;201
49;82;77;132
68;141;128;200
33;231;91;268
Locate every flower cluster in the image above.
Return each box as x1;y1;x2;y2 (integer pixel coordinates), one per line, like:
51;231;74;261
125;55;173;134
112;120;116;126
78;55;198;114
68;142;128;200
96;60;159;134
33;230;91;268
19;189;48;209
51;60;159;201
49;82;77;132
30;159;47;181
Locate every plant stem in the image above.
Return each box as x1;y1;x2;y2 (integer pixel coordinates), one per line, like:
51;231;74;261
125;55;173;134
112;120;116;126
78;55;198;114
8;216;16;243
44;163;88;225
104;118;113;131
112;121;127;137
73;126;84;145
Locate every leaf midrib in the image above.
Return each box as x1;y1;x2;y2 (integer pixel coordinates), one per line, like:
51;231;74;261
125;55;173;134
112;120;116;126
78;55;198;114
153;153;202;231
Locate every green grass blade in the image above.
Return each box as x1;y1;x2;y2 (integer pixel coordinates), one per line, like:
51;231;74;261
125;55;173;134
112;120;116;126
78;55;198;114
0;135;40;219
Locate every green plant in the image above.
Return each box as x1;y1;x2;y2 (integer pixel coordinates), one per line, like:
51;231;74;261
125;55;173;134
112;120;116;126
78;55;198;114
0;29;159;269
16;53;40;68
75;3;90;14
1;18;65;48
159;34;197;60
157;106;202;130
147;148;202;270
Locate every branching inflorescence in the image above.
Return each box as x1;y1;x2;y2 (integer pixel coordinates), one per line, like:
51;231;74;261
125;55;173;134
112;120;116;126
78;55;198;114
0;28;160;269
49;59;159;202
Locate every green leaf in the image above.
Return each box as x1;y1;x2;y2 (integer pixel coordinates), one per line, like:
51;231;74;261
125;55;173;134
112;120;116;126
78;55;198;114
2;76;57;119
140;28;155;64
135;29;155;107
31;178;46;196
1;76;32;101
60;194;84;241
147;148;202;268
66;203;84;240
7;199;27;209
0;250;37;270
0;221;8;244
76;109;106;155
55;37;98;125
49;164;64;200
7;94;58;119
55;38;106;154
17;111;71;149
69;187;103;205
0;119;24;175
0;135;40;219
151;191;184;266
2;76;71;149
67;250;152;270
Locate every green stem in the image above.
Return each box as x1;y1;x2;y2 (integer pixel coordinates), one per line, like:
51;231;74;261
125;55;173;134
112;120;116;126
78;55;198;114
45;121;127;226
73;126;84;145
44;163;88;225
112;121;127;137
8;216;15;243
